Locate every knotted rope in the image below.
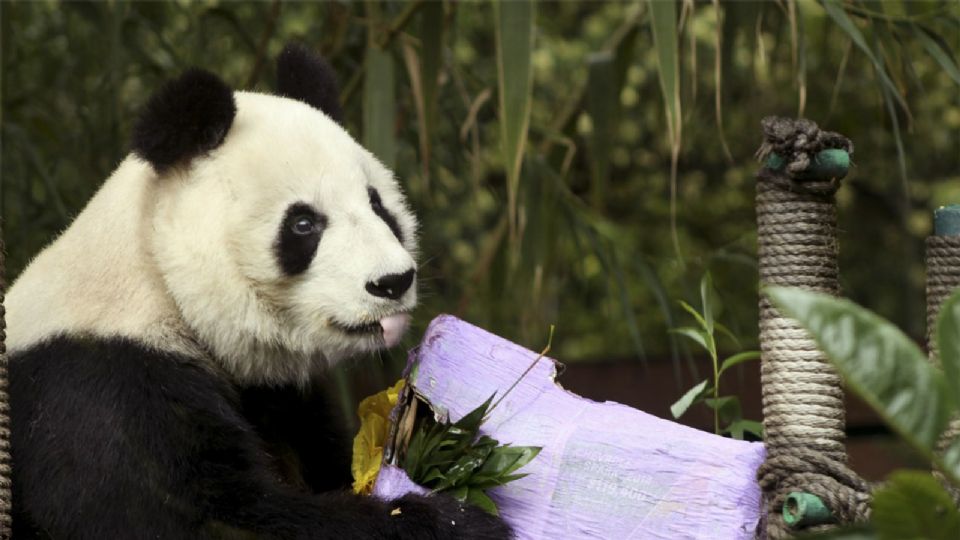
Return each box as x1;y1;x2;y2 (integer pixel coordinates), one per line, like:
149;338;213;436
755;117;870;539
926;232;960;505
0;225;10;538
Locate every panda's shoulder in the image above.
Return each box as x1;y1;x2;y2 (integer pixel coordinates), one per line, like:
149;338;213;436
9;335;240;419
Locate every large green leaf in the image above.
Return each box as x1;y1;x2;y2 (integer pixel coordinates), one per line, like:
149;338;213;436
936;288;960;406
363;44;396;169
494;0;535;244
766;287;954;478
872;471;960;540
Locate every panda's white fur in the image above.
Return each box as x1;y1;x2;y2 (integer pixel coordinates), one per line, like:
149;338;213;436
9;91;417;386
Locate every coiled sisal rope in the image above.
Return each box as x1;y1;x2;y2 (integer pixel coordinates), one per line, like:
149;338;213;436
926;230;960;505
754;118;870;539
0;224;10;538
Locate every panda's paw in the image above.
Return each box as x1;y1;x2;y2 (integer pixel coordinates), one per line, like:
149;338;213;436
388;493;513;539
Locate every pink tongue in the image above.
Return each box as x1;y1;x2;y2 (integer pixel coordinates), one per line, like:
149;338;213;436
380;313;411;348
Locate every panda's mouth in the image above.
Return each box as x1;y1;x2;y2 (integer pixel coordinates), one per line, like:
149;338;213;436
334;320;382;335
331;313;411;348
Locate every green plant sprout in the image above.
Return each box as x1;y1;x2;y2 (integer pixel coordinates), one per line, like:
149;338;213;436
768;286;960;540
669;273;762;439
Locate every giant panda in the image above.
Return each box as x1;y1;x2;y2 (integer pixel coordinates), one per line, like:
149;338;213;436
7;44;511;540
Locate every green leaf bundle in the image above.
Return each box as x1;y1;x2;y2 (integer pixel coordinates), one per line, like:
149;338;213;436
402;394;541;516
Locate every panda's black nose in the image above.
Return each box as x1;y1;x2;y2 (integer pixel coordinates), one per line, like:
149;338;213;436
366;269;415;300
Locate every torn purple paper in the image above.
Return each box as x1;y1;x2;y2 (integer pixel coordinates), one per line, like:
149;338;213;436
372;315;765;539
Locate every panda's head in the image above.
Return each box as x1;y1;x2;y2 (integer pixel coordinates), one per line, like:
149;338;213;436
131;45;417;385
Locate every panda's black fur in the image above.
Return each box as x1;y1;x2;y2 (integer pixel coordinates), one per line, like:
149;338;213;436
9;45;511;540
276;43;344;124
131;68;237;173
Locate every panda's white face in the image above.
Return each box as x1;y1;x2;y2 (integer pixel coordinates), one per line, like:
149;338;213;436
150;92;417;384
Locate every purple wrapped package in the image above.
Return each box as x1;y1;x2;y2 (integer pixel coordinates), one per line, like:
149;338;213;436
373;315;765;539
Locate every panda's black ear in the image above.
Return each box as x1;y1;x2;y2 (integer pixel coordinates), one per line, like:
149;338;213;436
131;69;237;174
276;43;343;124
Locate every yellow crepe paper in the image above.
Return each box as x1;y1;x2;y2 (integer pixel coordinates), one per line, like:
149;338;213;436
351;379;404;494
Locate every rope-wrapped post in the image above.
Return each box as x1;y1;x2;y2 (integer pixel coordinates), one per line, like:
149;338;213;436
926;205;960;506
754;117;870;539
0;224;10;538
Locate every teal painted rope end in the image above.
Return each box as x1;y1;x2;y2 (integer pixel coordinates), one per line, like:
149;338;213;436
765;153;786;171
765;149;850;181
934;205;960;236
783;491;833;528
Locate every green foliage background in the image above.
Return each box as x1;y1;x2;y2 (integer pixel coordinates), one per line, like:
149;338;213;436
2;0;959;376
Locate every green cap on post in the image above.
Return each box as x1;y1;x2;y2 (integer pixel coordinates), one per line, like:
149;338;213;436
782;491;833;528
934;205;960;237
765;149;850;181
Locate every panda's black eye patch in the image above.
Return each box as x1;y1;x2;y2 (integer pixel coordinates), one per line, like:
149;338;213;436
276;203;327;276
368;187;403;243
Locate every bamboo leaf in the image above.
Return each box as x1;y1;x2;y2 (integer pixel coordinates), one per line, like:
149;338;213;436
494;0;535;246
913;24;960;85
677;300;709;333
719;350;761;376
875;32;910;199
421;468;445;485
714;322;741;349
501;446;541;476
586;51;616;210
647;0;683;263
612;22;638;93
704;395;741;424
700;272;715;336
820;0;909;116
670;378;709;418
767;286;958;484
465;488;498;516
669;326;713;358
399;39;430;189
402;1;444;189
449;485;468;502
363;44;397;168
419;1;443;124
608;248;647;363
726;419;763;440
454;394;495;433
711;0;733;162
648;0;681;148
